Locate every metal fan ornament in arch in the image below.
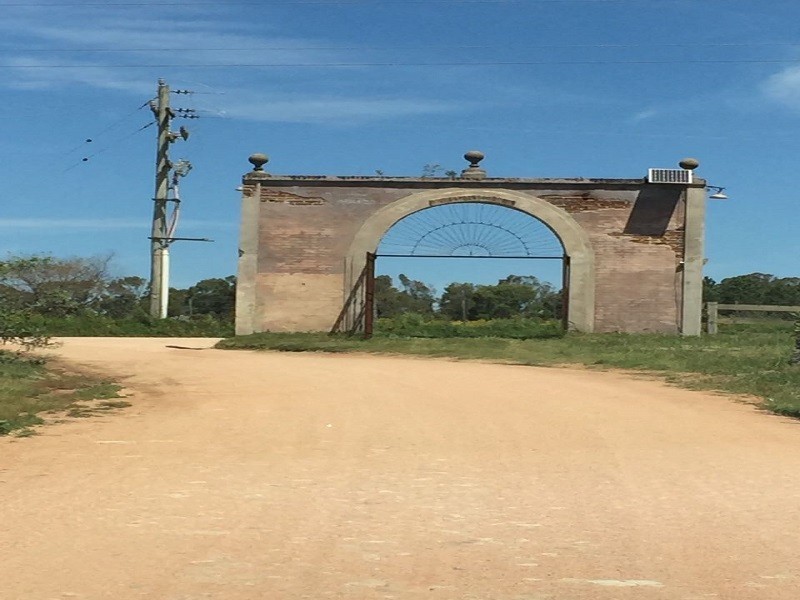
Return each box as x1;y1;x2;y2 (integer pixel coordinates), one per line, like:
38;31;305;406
377;202;565;259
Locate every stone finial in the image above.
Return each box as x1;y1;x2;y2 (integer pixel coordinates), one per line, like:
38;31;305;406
461;150;487;180
248;153;269;172
679;157;700;171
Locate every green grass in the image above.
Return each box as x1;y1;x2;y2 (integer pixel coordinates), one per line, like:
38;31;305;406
376;315;565;339
0;351;126;436
216;320;800;419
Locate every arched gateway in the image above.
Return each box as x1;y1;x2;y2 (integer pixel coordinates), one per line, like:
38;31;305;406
346;189;594;332
235;152;708;336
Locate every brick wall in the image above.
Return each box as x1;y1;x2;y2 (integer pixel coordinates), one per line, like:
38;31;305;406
240;178;690;333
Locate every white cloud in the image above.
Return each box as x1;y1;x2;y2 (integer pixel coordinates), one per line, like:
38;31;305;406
0;12;463;123
763;66;800;108
2;56;154;94
0;14;330;93
220;93;460;123
630;108;658;123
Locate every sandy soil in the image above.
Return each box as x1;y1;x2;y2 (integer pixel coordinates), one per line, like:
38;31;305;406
1;337;800;600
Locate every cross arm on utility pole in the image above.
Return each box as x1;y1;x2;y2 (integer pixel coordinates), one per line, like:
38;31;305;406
148;79;201;319
149;79;171;319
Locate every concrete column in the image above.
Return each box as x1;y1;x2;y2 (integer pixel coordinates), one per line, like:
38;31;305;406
706;301;718;335
234;180;261;335
681;186;706;336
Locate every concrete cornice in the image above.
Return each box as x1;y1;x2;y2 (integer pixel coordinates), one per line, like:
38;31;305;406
242;174;706;189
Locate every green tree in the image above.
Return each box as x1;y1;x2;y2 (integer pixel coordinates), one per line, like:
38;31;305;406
438;276;561;321
713;273;800;307
475;276;559;319
0;254;112;317
764;277;800;306
92;276;148;318
715;273;775;305
374;275;435;317
173;276;236;319
703;276;719;303
374;275;403;318
397;274;436;314
168;287;190;318
439;283;477;321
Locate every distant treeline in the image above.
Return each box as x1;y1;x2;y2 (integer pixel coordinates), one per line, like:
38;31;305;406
1;254;796;329
378;271;800;322
703;273;800;307
0;254;235;336
376;273;562;321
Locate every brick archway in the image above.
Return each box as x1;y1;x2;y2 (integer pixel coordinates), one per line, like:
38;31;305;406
235;161;706;336
345;188;595;332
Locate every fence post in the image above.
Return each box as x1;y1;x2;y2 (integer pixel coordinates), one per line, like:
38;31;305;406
706;302;718;335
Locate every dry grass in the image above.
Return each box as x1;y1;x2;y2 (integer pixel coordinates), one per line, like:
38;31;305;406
0;352;126;436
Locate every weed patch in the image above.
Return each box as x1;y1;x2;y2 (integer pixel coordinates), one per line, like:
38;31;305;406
0;351;127;436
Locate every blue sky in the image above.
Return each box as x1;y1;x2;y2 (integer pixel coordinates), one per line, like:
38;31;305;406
1;0;799;292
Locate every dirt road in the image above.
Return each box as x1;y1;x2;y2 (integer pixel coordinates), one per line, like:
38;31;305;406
2;338;799;599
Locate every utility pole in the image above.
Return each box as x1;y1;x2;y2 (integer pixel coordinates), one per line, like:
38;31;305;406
148;79;197;318
149;79;171;318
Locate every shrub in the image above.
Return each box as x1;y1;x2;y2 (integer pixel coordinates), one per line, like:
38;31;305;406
28;313;233;337
0;308;51;352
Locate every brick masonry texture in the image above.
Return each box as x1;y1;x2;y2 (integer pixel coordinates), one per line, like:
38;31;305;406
240;178;694;334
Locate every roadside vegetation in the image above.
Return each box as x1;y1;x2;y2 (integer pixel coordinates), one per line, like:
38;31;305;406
28;314;232;337
0;254;234;337
376;314;564;339
0;323;126;437
0;352;127;437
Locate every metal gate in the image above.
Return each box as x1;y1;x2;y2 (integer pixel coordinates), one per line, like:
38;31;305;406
330;252;376;338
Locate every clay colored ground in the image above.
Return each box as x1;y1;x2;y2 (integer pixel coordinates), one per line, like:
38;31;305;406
2;338;799;600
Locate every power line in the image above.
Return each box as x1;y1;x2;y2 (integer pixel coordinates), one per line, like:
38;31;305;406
0;0;704;6
63;120;154;172
4;58;800;68
63;99;151;156
13;42;800;52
